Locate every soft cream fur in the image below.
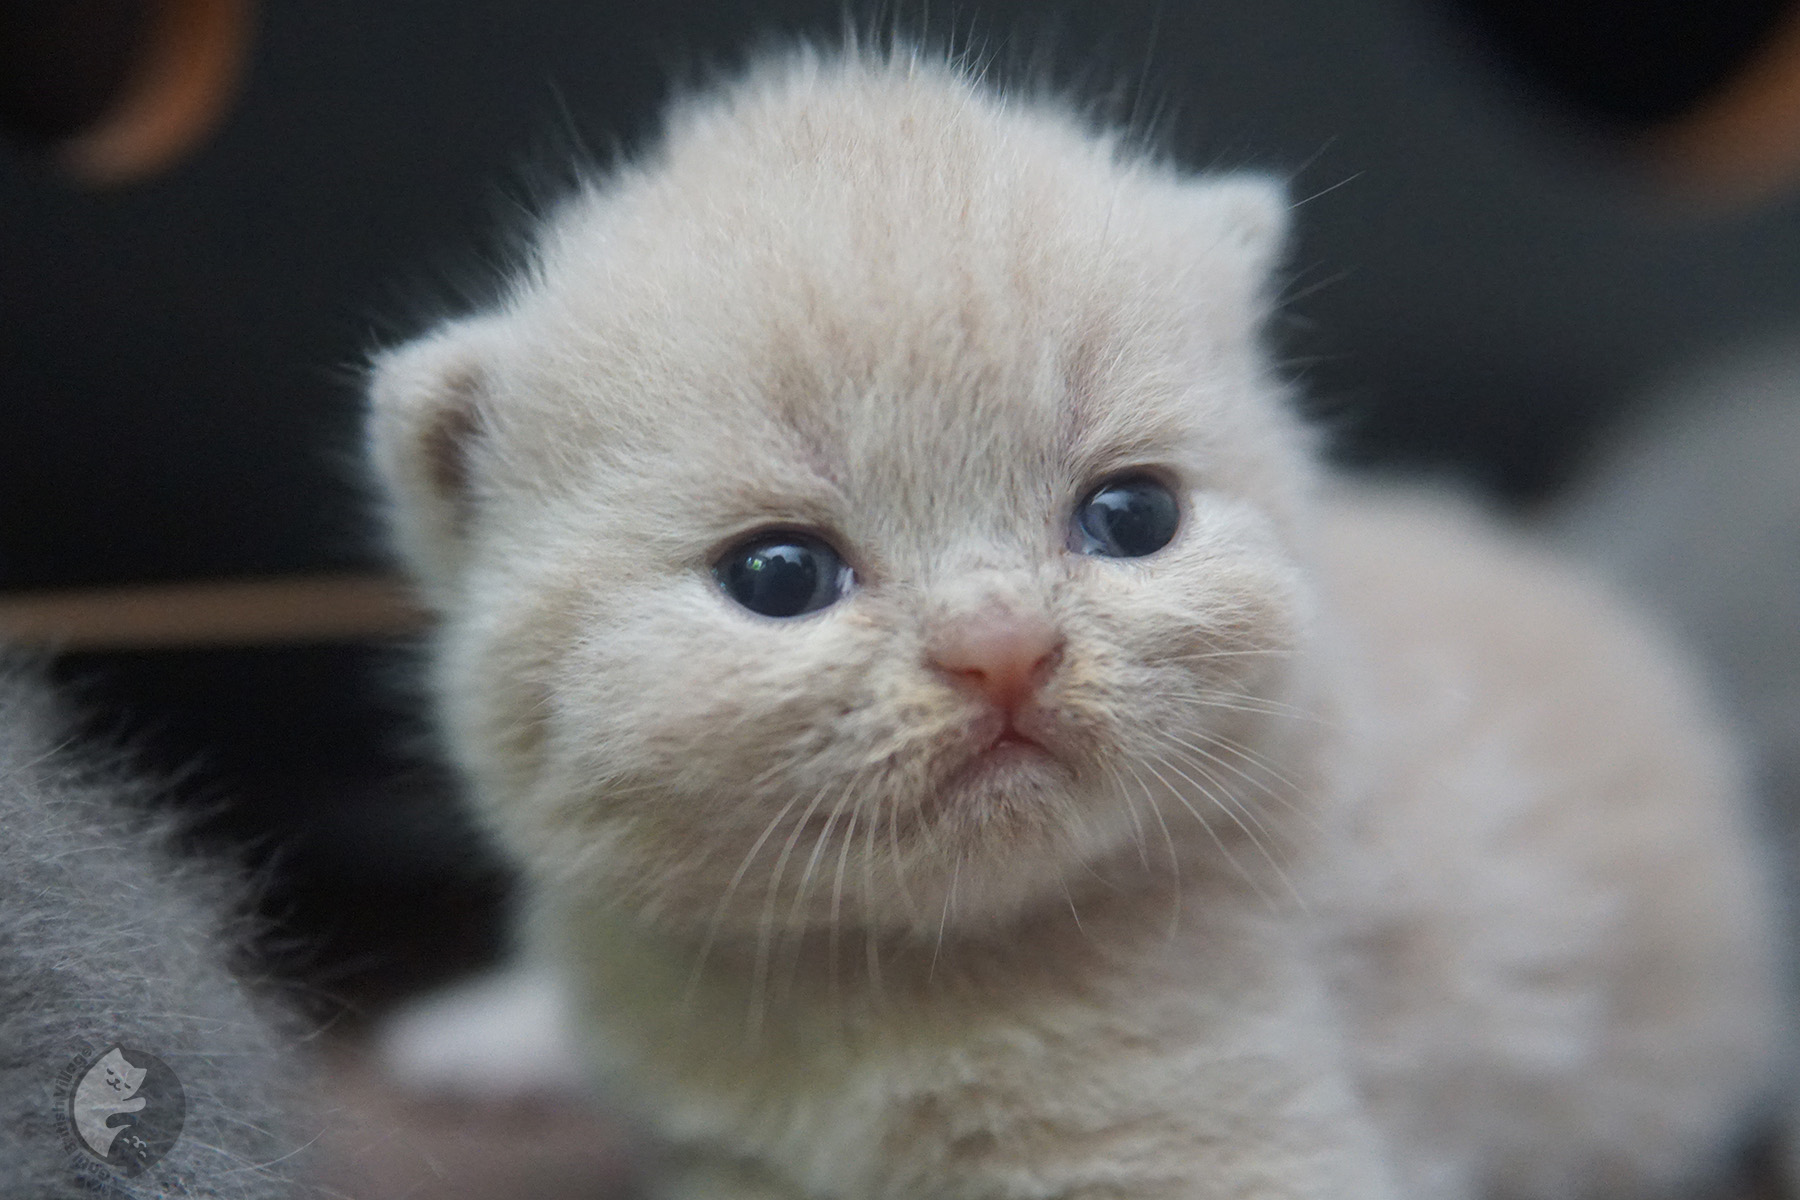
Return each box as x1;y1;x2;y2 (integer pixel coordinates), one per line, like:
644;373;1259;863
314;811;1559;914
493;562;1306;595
369;50;1784;1200
1552;340;1800;1186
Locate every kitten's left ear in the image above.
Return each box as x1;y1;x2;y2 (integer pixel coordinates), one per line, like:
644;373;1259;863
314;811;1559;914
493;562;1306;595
365;314;512;599
1186;173;1290;289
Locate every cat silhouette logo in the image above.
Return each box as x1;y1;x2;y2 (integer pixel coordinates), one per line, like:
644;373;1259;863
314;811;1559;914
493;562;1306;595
65;1045;185;1176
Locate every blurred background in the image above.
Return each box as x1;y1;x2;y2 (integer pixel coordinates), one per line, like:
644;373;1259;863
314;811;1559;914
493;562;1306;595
5;0;1800;1044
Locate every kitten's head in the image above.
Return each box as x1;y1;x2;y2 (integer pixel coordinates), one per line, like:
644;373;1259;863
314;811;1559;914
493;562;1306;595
369;52;1316;940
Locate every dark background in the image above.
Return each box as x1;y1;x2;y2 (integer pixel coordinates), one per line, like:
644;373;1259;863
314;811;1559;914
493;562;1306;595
7;0;1800;1009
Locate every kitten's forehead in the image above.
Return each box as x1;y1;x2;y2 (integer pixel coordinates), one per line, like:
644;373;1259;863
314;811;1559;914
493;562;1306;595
497;55;1284;543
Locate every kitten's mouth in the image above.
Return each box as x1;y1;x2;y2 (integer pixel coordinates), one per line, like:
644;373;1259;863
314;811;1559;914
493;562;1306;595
987;726;1046;756
946;717;1059;787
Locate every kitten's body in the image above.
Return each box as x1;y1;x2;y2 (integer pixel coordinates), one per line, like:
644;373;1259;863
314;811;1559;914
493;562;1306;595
1555;343;1800;863
0;665;312;1199
1554;341;1800;1185
370;53;1783;1199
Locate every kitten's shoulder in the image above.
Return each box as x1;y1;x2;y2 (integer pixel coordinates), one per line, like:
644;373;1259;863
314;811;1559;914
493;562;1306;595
1310;479;1746;785
1315;481;1679;660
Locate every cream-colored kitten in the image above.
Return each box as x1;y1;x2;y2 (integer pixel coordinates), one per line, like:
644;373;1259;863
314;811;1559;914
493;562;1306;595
369;50;1784;1200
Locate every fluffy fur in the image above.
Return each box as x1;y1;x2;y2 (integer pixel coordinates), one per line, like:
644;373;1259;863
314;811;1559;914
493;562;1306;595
1555;341;1800;860
0;665;313;1198
369;51;1784;1199
1553;340;1800;1184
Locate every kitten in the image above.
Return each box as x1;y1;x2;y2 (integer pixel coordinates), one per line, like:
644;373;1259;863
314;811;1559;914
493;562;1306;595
369;50;1785;1199
0;664;314;1199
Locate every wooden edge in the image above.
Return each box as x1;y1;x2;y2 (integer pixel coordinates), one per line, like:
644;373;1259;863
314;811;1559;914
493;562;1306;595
0;574;430;651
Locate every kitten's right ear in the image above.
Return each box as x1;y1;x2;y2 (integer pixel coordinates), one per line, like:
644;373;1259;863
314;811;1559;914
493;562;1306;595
1191;173;1289;290
366;316;509;597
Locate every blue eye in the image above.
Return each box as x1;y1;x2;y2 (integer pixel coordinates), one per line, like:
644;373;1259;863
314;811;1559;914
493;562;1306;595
1072;474;1179;558
715;533;851;618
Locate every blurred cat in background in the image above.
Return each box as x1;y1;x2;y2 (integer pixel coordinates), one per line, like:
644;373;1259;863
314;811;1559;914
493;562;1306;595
371;48;1787;1200
0;664;314;1199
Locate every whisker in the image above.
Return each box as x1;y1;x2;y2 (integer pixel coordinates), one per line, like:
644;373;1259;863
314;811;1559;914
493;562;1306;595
1157;728;1321;834
1057;871;1087;934
1101;757;1153;872
860;791;888;1007
1162;645;1295;664
780;774;864;1002
1152;730;1303;846
885;776;925;930
1140;753;1279;911
1155;740;1289;850
929;852;961;982
1185;726;1306;794
685;786;808;1006
829;801;863;1010
749;778;838;1036
1161;685;1318;723
1120;757;1183;937
1149;743;1305;910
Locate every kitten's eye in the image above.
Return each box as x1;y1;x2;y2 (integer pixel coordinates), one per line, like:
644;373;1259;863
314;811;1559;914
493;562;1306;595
1072;474;1180;558
715;532;852;618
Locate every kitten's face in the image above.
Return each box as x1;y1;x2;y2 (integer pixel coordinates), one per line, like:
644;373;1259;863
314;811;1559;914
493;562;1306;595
371;58;1315;939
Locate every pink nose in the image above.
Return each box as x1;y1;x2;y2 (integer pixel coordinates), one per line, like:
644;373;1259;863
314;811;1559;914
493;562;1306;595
927;606;1064;714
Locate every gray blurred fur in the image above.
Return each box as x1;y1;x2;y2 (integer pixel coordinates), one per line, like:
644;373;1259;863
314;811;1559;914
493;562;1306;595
0;665;313;1198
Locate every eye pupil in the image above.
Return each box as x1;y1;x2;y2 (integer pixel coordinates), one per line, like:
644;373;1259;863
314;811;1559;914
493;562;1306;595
717;534;847;617
1075;475;1179;558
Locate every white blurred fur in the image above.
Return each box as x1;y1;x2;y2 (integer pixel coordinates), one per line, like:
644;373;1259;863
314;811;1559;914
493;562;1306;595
370;50;1783;1199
